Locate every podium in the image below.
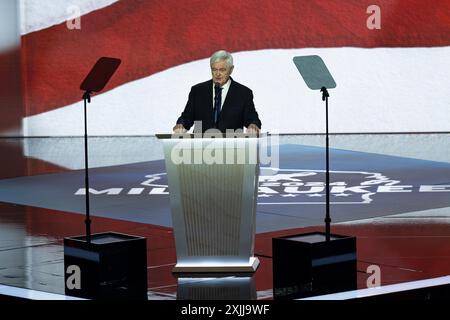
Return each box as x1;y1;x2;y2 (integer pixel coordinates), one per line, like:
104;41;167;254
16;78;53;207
157;133;260;273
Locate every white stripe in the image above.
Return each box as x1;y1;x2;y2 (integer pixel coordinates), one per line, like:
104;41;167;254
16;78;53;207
299;275;450;300
23;47;450;136
19;0;119;35
0;0;20;51
0;284;85;300
20;134;450;170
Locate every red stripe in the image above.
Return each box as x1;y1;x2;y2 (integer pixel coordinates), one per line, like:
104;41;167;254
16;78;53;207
22;0;450;116
0;49;23;134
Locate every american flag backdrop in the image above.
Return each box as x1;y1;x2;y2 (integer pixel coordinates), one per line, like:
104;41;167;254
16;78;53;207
13;0;450;136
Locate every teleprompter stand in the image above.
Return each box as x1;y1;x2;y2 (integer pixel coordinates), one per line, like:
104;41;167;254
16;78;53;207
64;57;147;299
272;55;356;299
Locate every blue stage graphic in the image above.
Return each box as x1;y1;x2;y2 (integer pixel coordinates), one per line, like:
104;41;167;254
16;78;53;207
0;144;449;233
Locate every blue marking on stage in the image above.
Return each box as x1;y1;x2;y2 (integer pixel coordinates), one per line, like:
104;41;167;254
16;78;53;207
0;144;449;233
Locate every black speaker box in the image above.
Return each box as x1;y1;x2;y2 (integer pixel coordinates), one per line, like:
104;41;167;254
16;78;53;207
273;231;357;299
64;232;147;299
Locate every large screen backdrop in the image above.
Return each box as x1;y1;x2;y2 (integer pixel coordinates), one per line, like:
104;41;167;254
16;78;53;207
13;0;450;136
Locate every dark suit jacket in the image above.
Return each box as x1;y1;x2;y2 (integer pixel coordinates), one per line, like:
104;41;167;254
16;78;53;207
176;78;261;133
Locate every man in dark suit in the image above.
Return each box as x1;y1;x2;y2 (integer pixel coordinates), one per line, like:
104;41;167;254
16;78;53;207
173;50;261;133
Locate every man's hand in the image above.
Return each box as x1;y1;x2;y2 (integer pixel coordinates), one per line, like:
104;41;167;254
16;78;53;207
173;124;187;133
246;123;260;134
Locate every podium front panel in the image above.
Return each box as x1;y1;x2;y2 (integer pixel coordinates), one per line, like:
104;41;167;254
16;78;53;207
160;136;259;271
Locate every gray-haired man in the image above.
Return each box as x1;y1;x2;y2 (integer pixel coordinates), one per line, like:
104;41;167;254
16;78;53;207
173;50;261;133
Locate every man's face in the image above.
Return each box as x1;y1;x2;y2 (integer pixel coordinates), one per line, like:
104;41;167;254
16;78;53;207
211;59;233;86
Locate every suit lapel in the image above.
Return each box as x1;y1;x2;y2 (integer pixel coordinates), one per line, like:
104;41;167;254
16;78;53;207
205;80;214;119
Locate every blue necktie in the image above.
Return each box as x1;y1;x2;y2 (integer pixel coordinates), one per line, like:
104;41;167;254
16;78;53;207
214;85;222;124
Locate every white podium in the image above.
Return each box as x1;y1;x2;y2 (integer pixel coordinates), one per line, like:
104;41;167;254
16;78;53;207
157;133;260;273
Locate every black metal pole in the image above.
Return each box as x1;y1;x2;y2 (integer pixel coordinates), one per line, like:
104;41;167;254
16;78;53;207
83;91;92;244
321;87;331;241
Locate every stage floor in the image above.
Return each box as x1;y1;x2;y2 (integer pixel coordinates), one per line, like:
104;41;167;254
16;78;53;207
0;134;449;299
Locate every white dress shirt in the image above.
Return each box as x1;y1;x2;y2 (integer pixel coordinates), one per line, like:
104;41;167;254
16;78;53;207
212;79;231;110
